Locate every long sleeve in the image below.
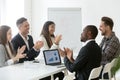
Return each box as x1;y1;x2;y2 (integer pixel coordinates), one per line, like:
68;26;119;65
39;35;59;50
11;34;40;63
103;39;119;59
100;34;120;65
0;45;14;67
27;35;40;59
64;41;101;80
37;35;59;59
64;47;89;72
26;48;40;59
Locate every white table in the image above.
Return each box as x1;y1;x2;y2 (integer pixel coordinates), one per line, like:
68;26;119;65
0;60;67;80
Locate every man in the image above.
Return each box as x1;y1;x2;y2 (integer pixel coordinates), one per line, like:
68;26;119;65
61;25;102;80
11;17;43;63
99;16;119;65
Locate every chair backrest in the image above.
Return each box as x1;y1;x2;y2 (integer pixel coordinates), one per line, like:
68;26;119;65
88;65;103;80
102;63;111;79
101;58;118;80
111;58;119;80
111;58;118;68
63;72;75;80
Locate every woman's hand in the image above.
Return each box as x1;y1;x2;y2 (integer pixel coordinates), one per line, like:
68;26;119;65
17;45;26;54
54;34;62;45
13;45;26;62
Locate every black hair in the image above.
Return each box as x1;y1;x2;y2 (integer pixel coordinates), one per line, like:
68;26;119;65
86;25;98;39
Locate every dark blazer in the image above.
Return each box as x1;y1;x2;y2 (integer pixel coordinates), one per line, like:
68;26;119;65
11;34;40;63
64;41;102;80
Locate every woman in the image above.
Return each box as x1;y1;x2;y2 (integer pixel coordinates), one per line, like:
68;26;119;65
40;21;62;50
37;21;62;59
0;25;26;67
39;21;64;80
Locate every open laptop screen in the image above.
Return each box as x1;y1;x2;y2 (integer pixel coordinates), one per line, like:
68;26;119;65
43;49;61;65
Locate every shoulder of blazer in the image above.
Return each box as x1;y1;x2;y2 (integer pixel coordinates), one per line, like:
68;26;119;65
11;34;25;45
0;44;5;49
86;41;96;46
12;33;22;41
0;44;8;63
83;41;96;50
28;35;33;39
85;41;100;52
0;44;7;56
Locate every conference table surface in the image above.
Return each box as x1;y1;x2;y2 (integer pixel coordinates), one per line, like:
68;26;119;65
0;60;67;80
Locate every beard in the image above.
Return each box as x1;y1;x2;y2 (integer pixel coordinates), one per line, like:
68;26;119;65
80;38;84;42
80;37;87;42
101;30;106;36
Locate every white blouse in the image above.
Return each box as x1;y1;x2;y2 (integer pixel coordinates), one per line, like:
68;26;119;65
36;35;59;59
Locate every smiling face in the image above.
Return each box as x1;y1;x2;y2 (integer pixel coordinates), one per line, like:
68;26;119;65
19;21;30;36
7;28;12;42
99;21;108;36
48;24;55;35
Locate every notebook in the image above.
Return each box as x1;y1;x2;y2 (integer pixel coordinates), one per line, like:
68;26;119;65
43;49;62;66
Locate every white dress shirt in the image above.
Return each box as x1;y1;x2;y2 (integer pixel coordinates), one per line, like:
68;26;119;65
19;33;30;50
83;39;95;47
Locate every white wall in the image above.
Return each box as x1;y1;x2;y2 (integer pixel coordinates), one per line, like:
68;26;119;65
0;0;24;37
24;0;32;34
0;0;6;25
48;8;82;52
31;0;120;44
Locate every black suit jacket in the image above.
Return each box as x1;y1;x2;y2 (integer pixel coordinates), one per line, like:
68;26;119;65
64;41;102;80
11;34;40;63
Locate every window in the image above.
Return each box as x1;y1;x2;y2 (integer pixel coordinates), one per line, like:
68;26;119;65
0;0;24;37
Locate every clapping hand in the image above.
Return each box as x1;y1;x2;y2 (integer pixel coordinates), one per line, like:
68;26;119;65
54;34;62;45
64;48;74;62
17;45;26;54
34;41;44;50
58;48;66;57
13;45;26;61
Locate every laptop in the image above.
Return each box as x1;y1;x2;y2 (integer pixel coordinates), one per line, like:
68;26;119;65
43;49;62;66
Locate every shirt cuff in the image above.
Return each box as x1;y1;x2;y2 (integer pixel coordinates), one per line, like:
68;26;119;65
7;59;14;65
64;56;69;63
51;43;59;49
33;47;40;52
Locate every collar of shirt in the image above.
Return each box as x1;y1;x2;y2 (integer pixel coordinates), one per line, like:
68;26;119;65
19;33;29;41
104;32;115;41
19;33;30;50
83;39;95;46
